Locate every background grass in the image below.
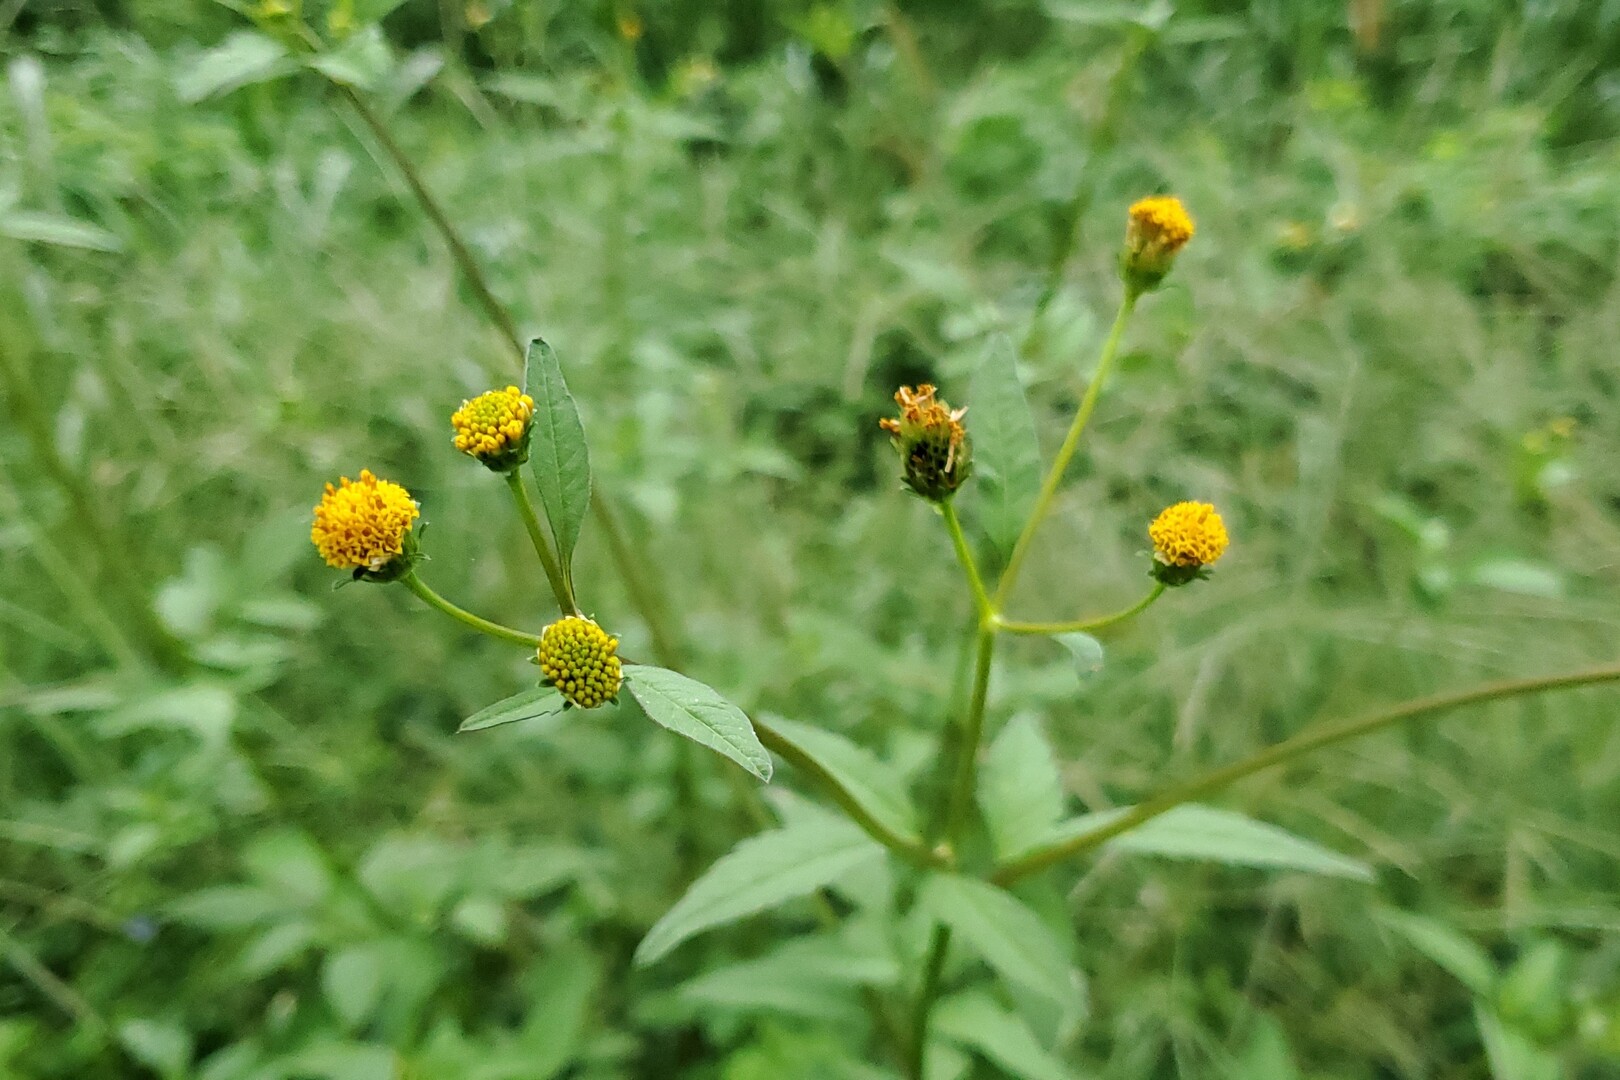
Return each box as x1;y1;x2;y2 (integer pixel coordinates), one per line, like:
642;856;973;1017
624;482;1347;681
2;2;1619;1077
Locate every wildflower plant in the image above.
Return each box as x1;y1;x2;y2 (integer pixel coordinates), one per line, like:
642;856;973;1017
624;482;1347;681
251;9;1620;1072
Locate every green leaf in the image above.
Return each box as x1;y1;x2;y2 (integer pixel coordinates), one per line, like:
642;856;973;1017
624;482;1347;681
353;0;410;21
979;715;1066;861
920;874;1080;1006
0;211;122;252
323;945;386;1030
933;991;1074;1080
458;685;569;733
176;31;291;102
1045;804;1373;880
760;715;920;842
969;333;1042;560
635;820;883;966
624;664;771;781
308;26;395;91
117;1019;192;1080
524;338;592;574
1376;909;1495;996
1054;632;1105;684
1476;1004;1562;1080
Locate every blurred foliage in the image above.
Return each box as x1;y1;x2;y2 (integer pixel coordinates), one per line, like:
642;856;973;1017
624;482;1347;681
2;1;1620;1078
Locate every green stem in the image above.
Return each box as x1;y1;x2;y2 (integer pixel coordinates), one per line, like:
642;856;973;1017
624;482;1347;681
755;719;948;870
995;290;1137;608
400;572;542;648
942;628;996;846
908;924;952;1079
503;471;576;614
990;660;1620;886
940;501;992;622
998;583;1166;637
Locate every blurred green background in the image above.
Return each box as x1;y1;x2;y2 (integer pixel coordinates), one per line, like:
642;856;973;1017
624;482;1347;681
2;1;1620;1077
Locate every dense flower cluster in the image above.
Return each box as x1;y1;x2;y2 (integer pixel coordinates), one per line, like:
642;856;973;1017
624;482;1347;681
1148;501;1228;585
451;386;536;471
538;616;623;709
310;470;420;576
879;384;971;502
1122;195;1195;292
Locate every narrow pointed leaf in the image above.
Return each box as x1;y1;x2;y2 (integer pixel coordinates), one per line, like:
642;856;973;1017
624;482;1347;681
934;991;1076;1080
920;874;1079;1006
636;819;882;966
459;685;569;733
980;714;1067;861
1376;909;1495;996
969;333;1042;559
625;665;771;781
1042;804;1373;879
762;715;920;842
524;337;592;572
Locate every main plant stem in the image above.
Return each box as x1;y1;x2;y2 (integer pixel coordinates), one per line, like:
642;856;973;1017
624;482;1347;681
503;471;576;614
996;290;1137;608
400;572;542;648
991;659;1620;885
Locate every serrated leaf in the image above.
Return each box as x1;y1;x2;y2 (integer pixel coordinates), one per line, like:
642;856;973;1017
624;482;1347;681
176;31;290;102
761;715;920;842
524;338;592;575
969;333;1043;559
308;26;394;91
1044;804;1373;879
458;685;569;733
0;211;122;252
1377;909;1495;996
934;991;1074;1080
980;715;1066;861
625;664;771;781
920;875;1080;1006
635;820;883;966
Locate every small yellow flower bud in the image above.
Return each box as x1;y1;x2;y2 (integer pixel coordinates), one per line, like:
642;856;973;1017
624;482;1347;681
451;386;536;473
1121;195;1195;294
879;384;971;503
311;469;421;581
1148;500;1228;586
537;616;623;709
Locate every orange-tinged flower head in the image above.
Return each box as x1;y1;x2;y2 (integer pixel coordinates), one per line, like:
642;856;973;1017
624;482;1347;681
1148;500;1228;586
311;470;420;578
1123;195;1195;293
879;384;971;502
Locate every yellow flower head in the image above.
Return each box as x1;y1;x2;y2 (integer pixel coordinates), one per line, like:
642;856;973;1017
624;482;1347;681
538;616;623;709
451;386;536;472
311;470;421;578
879;384;971;502
1148;501;1228;586
1122;195;1195;293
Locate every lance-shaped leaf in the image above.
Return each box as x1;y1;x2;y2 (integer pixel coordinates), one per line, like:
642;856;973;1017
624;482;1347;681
934;991;1075;1080
979;714;1066;861
1040;803;1373;879
459;685;569;733
760;715;921;844
969;332;1042;560
920;874;1081;1006
524;338;592;574
624;665;772;781
635;819;883;966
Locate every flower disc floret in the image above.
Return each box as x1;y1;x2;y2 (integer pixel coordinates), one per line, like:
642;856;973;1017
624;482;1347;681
1123;195;1195;292
451;386;536;471
879;384;971;502
1148;501;1228;585
311;469;420;575
537;617;623;709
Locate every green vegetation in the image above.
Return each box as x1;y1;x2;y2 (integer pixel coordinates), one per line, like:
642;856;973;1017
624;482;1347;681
2;2;1620;1078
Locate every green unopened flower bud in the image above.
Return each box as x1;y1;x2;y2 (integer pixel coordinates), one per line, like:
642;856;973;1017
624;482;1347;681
880;384;971;502
1120;195;1195;295
537;616;623;709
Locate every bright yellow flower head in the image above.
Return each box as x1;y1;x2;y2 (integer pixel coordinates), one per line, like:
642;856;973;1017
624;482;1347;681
451;386;536;471
879;384;971;502
311;470;421;576
1123;195;1195;292
538;616;623;709
1148;501;1228;585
